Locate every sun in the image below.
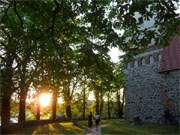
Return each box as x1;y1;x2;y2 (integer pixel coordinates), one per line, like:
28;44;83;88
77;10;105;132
39;93;51;107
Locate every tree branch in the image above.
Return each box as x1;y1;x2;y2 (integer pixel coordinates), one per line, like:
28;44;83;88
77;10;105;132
70;76;80;98
26;60;40;86
1;1;12;22
0;55;6;62
51;0;63;58
13;0;23;29
0;0;9;5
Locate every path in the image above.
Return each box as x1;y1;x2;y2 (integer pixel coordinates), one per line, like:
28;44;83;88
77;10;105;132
86;126;101;135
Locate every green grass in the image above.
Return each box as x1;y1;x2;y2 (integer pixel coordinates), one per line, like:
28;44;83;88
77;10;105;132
11;119;179;135
100;119;180;135
14;122;84;135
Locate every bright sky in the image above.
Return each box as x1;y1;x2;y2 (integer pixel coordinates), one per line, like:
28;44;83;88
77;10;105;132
88;91;95;101
108;47;125;63
175;1;180;14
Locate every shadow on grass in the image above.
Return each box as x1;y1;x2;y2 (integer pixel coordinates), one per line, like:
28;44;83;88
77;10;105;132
14;122;84;135
12;119;179;135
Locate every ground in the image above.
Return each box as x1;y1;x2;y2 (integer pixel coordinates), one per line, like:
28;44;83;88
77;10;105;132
100;119;179;135
14;122;85;135
11;119;179;135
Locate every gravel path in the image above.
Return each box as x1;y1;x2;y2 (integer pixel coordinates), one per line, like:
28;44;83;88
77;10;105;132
86;126;101;135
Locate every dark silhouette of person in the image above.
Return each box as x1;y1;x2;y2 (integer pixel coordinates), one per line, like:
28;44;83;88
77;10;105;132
164;109;175;124
95;112;100;130
88;112;93;128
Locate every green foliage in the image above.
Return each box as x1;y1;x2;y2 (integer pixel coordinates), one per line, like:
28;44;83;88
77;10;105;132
111;0;179;60
1;0;178;92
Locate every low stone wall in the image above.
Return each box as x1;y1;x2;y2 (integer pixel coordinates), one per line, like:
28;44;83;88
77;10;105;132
124;57;180;124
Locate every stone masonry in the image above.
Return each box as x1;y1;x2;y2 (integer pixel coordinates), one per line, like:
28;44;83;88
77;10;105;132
124;46;180;124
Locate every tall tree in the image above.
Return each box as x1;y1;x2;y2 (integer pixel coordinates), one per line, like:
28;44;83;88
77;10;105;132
107;90;111;119
0;0;24;130
111;64;125;118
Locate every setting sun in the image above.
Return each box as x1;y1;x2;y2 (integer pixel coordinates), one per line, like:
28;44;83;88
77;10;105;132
39;93;51;107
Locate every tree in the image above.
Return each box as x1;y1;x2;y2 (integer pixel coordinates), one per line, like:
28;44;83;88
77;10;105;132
99;89;105;116
116;89;125;118
107;90;111;119
80;76;89;119
17;42;40;126
0;1;24;130
83;54;114;114
112;64;125;118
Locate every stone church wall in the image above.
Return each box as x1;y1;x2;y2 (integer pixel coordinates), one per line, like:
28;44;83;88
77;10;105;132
124;49;180;123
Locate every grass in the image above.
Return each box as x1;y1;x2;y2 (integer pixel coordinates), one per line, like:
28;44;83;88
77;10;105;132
100;119;180;135
14;122;84;135
11;119;179;135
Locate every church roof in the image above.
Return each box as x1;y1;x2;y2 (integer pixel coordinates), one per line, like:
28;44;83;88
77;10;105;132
159;35;180;72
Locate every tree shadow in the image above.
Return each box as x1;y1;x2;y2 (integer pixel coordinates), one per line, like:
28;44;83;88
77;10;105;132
14;122;84;135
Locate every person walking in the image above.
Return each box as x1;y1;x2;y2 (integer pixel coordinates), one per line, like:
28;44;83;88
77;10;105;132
95;113;100;130
88;112;94;131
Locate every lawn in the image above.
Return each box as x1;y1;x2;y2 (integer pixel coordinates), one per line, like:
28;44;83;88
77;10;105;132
99;119;180;135
11;119;179;135
78;119;179;135
13;122;85;135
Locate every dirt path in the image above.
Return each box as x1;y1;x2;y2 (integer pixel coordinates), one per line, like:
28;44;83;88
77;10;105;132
86;126;101;135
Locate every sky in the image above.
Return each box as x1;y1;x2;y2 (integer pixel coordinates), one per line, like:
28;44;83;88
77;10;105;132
108;47;125;63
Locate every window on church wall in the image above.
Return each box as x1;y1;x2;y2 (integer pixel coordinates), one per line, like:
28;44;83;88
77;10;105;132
142;58;146;65
154;54;158;62
134;60;138;67
150;55;154;64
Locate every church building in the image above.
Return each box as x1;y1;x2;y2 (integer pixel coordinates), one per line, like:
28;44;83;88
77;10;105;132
124;35;180;124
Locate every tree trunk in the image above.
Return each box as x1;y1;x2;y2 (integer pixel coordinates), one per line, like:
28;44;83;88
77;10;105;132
120;89;125;118
95;90;100;114
82;88;86;119
18;89;28;126
100;92;104;115
52;89;57;120
66;104;72;119
1;54;14;133
36;94;41;120
116;90;122;118
107;92;111;119
1;94;11;133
